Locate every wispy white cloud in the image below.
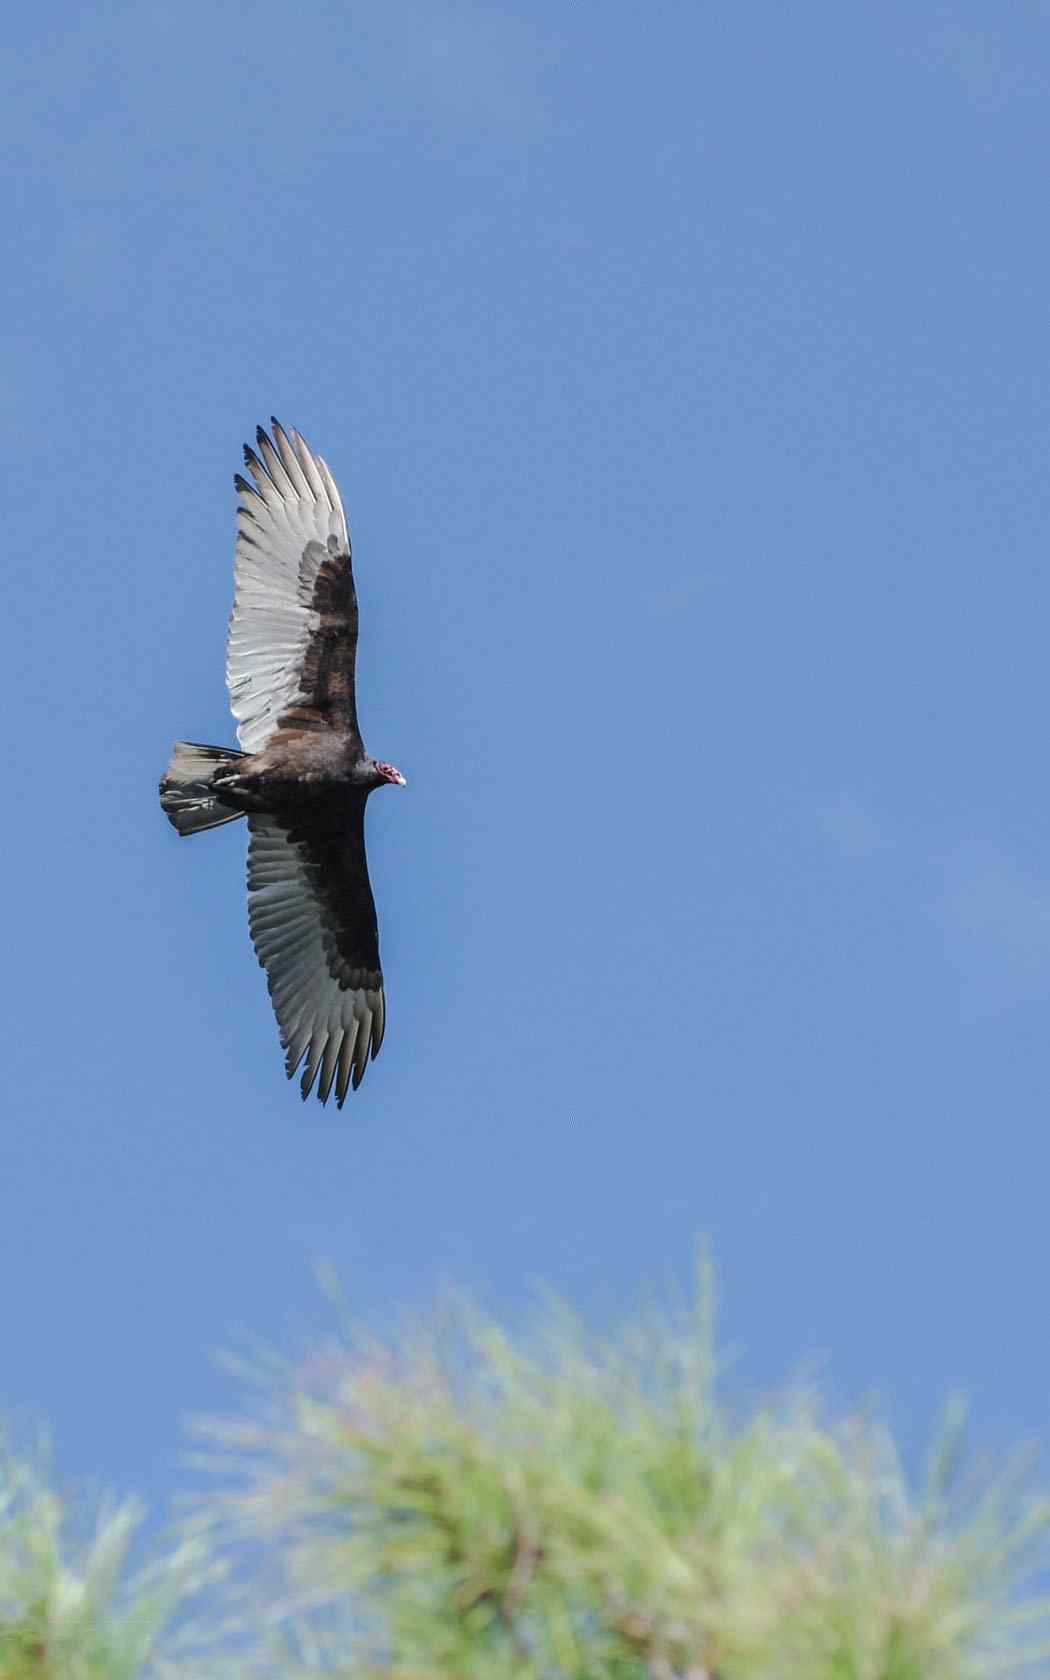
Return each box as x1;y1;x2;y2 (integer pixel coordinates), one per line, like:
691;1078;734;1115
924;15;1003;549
914;7;1050;113
940;854;1050;954
641;575;718;618
382;0;555;129
816;789;894;862
809;787;1050;1009
937;846;1050;1009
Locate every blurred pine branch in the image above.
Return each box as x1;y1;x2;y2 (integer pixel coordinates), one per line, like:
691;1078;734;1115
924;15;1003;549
0;1432;224;1679
3;1266;1048;1677
186;1263;1050;1679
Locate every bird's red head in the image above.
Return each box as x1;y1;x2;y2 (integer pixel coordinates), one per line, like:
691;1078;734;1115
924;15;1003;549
374;761;407;787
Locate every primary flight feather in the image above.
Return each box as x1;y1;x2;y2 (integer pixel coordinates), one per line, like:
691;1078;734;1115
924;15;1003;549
159;420;406;1107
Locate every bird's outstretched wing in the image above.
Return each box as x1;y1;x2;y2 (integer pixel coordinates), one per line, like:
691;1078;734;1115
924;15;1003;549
246;802;385;1106
228;420;360;753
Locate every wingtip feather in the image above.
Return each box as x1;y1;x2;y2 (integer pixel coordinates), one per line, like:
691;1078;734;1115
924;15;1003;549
317;1032;341;1105
299;1034;325;1100
370;991;386;1059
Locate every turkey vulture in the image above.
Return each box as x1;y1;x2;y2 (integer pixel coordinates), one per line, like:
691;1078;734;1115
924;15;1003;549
160;420;405;1107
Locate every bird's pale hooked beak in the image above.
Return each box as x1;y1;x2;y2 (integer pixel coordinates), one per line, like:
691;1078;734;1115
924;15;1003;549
392;769;407;787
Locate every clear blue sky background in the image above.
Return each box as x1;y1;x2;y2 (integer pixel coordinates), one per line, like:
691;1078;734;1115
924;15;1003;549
3;0;1050;1514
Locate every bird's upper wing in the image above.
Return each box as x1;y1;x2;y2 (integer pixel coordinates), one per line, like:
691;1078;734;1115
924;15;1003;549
246;801;385;1106
227;420;360;754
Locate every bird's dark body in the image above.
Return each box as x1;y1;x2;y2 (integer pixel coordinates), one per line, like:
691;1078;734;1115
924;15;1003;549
217;738;372;802
159;420;404;1106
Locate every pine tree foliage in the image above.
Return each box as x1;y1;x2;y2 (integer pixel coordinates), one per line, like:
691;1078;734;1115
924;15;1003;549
0;1438;216;1680
191;1271;1050;1679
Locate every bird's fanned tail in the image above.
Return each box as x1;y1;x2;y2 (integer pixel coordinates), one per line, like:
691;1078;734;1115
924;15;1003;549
159;742;247;836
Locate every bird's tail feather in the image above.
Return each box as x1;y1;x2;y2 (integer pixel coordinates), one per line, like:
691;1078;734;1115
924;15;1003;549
160;742;247;836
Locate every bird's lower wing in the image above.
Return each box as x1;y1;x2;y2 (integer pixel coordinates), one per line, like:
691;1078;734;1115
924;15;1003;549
246;809;385;1106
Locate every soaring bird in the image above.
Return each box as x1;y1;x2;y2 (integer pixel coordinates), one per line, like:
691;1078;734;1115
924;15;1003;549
160;420;405;1107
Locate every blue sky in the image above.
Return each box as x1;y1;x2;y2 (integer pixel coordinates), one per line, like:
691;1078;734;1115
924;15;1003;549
3;0;1050;1513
